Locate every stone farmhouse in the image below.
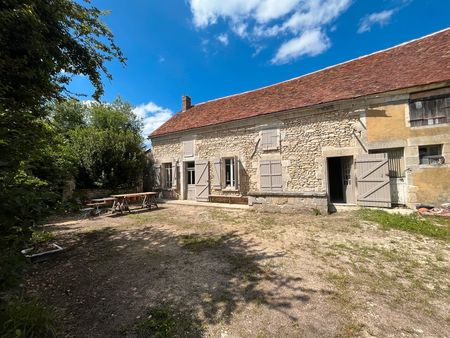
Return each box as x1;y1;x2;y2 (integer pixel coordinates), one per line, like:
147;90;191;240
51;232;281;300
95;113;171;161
149;28;450;213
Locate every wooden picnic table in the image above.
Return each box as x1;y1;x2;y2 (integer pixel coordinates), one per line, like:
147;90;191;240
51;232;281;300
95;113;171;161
91;197;117;203
110;192;158;213
84;197;117;217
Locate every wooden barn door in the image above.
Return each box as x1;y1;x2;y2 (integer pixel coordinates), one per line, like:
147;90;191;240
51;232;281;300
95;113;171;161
195;161;210;202
355;153;391;207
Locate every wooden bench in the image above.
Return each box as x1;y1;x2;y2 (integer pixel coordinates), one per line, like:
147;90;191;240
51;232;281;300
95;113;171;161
85;201;107;216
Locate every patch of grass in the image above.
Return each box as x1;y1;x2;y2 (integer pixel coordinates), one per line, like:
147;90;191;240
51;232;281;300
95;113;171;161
179;234;224;251
30;230;55;245
226;253;261;279
259;216;275;228
127;213;168;224
0;297;59;338
358;209;450;241
208;209;238;223
128;305;203;338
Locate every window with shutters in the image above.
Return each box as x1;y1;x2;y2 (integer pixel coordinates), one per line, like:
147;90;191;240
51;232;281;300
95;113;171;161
224;158;236;188
163;163;172;188
419;144;444;165
261;129;279;151
409;94;450;127
260;160;282;192
183;140;194;157
186;161;195;184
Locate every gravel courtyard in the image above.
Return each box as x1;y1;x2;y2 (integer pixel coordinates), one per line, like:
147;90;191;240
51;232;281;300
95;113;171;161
24;204;450;337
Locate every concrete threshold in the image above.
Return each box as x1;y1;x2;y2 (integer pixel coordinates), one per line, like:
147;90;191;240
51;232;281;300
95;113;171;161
160;199;250;210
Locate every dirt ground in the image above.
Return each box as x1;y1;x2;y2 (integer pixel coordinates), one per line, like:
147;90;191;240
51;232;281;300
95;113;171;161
24;204;450;337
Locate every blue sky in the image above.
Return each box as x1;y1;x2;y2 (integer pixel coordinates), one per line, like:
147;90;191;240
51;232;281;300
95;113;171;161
70;0;450;140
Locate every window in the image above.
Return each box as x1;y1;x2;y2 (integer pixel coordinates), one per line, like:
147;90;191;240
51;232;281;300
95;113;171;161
261;129;279;150
369;148;405;177
224;158;236;188
186;162;195;185
260;160;282;192
409;94;450;127
419;145;444;165
163;163;172;188
212;157;239;190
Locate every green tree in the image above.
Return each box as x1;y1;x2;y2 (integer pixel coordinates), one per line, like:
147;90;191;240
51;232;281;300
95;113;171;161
52;98;146;189
0;0;125;291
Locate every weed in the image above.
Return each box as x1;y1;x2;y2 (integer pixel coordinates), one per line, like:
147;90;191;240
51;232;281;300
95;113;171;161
30;230;55;245
0;297;59;338
358;209;450;241
312;208;322;216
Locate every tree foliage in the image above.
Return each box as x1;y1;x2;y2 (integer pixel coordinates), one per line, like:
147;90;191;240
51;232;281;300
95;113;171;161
0;0;125;291
52;98;146;189
0;0;125;110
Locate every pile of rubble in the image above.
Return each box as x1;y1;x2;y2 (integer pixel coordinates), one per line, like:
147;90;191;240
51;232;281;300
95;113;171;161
416;203;450;216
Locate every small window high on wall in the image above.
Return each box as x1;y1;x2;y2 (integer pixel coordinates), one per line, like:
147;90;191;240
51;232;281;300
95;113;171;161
409;94;450;127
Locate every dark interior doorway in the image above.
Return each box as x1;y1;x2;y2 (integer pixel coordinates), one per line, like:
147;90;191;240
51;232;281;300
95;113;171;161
327;157;344;203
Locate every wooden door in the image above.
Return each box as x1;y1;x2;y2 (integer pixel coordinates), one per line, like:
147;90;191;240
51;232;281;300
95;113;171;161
341;157;355;204
195;161;210;202
355;153;391;207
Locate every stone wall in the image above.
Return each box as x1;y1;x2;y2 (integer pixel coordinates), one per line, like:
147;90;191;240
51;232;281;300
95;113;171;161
151;108;359;210
248;192;328;214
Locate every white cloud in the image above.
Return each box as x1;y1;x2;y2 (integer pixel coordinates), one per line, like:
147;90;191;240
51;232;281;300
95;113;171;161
188;0;352;63
357;9;395;33
217;33;229;45
132;102;173;141
272;29;330;64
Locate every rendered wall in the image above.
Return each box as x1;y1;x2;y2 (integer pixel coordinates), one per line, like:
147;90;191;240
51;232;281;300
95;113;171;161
366;103;450;207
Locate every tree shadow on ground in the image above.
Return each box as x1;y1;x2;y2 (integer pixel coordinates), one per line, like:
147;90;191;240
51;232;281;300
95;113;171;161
25;219;333;337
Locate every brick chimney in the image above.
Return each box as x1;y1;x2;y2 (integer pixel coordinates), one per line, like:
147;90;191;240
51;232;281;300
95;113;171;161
182;95;191;112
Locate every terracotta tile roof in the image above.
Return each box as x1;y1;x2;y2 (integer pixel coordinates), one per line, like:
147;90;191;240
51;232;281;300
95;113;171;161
151;28;450;137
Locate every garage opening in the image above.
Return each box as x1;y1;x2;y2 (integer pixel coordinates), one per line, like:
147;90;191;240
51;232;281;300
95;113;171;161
327;156;354;204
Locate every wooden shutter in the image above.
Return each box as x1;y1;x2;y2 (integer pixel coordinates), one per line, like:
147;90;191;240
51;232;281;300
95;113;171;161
261;129;279;150
233;156;238;189
260;160;282;192
183;140;194;157
369;148;404;178
270;161;282;191
212;159;221;189
195;160;210;201
153;164;161;189
260;161;272;191
235;157;242;191
355;153;391;207
172;161;178;189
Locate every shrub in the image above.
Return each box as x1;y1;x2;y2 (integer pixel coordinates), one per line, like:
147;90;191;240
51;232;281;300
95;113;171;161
0;298;58;338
